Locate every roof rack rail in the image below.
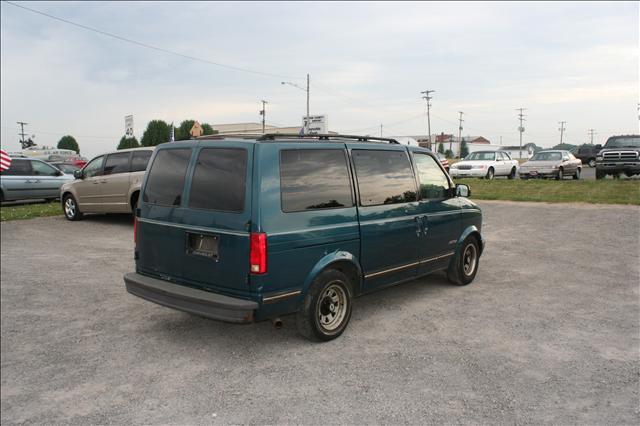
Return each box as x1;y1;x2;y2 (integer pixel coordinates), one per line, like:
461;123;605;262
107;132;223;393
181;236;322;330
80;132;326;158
256;133;399;144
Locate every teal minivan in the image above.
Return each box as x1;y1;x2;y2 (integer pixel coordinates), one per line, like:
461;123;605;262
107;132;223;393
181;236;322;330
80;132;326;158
124;134;484;341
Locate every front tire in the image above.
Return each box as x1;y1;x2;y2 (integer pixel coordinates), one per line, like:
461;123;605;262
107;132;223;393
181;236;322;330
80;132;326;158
296;269;353;341
596;169;605;180
447;236;480;286
485;167;494;180
63;194;83;221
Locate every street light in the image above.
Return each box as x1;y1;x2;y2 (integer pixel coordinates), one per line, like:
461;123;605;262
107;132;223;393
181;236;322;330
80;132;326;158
281;74;310;133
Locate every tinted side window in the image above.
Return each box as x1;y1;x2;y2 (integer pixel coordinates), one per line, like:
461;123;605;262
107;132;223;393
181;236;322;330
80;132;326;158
280;149;353;212
103;152;131;175
1;160;32;176
31;161;59;176
83;156;104;178
143;149;192;206
189;148;247;212
352;150;417;206
413;153;450;199
131;151;153;172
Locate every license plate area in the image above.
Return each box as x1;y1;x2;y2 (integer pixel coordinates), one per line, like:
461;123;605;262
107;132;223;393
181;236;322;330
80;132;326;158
186;232;219;260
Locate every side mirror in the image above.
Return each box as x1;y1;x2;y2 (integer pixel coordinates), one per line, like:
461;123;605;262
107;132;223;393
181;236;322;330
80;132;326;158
73;170;83;179
456;184;470;198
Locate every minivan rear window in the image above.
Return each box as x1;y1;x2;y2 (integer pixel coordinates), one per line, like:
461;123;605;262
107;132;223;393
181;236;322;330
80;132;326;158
280;149;353;212
188;148;247;212
143;149;192;206
352;150;417;206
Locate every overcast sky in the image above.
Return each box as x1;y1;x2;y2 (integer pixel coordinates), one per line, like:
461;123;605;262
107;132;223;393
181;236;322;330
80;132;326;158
1;1;638;158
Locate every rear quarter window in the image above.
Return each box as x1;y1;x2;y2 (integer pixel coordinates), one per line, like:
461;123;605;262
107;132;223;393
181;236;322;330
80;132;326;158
143;149;192;206
131;150;153;172
188;148;247;212
280;149;353;212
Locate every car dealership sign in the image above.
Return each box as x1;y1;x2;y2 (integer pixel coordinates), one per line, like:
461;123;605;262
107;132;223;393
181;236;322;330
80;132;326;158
302;115;328;135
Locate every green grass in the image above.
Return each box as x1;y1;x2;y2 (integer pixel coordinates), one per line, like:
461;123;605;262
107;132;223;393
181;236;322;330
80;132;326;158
1;201;62;221
456;178;640;205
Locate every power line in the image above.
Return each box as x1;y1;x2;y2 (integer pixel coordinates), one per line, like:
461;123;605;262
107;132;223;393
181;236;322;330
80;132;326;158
3;1;300;81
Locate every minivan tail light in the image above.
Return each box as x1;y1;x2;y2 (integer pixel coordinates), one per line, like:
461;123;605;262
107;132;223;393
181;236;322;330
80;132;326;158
250;232;267;274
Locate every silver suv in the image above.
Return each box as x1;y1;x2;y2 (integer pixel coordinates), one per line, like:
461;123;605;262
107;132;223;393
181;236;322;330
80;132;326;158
60;147;154;220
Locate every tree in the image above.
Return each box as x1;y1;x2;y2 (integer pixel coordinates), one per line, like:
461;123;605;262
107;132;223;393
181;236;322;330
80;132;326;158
175;119;196;141
437;143;445;154
201;123;217;136
141;120;170;146
460;138;469;158
57;135;79;153
117;136;140;150
445;149;454;159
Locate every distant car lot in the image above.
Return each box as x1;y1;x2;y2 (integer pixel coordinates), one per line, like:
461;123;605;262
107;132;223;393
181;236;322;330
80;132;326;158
1;201;638;424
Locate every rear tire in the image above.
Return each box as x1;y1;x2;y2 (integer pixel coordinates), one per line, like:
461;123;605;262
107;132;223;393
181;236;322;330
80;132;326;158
508;167;516;179
447;236;480;286
63;194;83;221
588;158;596;168
296;269;353;341
555;168;564;180
573;168;581;180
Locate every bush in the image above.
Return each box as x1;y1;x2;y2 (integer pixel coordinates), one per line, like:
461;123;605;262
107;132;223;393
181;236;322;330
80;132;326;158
460;138;469;158
117;136;140;150
437;143;445;154
57;135;79;153
445;149;454;159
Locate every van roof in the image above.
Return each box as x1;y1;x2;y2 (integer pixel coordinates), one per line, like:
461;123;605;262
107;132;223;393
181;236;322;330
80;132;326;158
197;133;401;145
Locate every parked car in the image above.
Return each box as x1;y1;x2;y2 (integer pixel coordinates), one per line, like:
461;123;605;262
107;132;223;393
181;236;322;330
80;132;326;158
519;150;582;180
574;145;599;167
60;147;154;220
449;150;518;179
49;162;81;175
1;158;73;202
124;134;484;341
595;135;640;179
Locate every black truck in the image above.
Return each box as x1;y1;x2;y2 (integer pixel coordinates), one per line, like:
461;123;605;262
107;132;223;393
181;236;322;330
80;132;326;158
595;135;640;179
574;145;600;167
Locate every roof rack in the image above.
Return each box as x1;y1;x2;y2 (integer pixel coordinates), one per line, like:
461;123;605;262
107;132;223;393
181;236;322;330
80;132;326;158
256;133;399;144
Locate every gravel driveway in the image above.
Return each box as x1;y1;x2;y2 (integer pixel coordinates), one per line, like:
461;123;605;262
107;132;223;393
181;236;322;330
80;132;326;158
1;201;638;424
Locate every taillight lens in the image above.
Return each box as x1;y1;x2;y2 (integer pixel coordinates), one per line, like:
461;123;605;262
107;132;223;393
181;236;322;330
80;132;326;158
250;232;267;274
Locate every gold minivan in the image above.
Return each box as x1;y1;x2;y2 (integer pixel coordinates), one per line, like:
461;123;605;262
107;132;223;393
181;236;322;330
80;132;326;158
60;147;154;220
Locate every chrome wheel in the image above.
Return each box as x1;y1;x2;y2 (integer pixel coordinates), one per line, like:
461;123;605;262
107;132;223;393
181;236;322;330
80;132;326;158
316;282;348;332
64;197;76;218
462;243;477;277
588;159;596;168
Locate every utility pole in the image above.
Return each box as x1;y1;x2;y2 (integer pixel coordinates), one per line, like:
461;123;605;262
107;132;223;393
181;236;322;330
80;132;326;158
558;121;567;144
259;100;268;134
420;90;435;149
281;74;310;133
588;128;596;145
516;108;526;159
456;111;464;155
17;121;28;145
380;124;383;137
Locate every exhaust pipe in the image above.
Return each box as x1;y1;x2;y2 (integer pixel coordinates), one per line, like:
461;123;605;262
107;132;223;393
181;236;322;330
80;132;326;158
272;318;283;329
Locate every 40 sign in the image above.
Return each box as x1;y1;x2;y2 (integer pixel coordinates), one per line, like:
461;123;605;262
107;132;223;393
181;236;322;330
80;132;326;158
0;149;12;172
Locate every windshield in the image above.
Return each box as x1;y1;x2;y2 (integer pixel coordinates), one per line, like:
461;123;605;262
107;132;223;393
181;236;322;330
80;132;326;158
464;152;496;161
604;137;640;148
530;152;562;161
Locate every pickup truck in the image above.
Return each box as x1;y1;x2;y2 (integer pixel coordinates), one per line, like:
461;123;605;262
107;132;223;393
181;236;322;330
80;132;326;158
595;135;640;179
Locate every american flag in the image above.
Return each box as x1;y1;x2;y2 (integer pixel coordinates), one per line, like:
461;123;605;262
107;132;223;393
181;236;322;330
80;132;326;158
0;149;12;172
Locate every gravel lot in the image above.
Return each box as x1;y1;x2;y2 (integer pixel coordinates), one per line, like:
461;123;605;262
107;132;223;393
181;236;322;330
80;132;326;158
1;201;639;424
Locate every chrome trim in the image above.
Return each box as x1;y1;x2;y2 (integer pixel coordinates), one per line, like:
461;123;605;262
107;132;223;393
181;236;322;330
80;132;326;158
137;218;248;237
364;252;455;279
262;290;302;304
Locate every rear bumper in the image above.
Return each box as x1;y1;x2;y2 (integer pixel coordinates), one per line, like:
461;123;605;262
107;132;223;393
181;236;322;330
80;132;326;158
124;272;258;323
519;170;558;179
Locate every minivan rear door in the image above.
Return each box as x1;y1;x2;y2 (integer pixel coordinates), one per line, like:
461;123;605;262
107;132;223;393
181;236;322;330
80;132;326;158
137;142;253;297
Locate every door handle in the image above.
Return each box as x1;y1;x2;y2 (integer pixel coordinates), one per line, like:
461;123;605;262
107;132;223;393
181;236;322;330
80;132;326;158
421;216;429;235
414;216;422;236
100;180;107;184
92;181;100;184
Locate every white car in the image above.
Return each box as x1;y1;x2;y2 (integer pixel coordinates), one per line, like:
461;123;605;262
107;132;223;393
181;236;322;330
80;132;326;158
449;151;519;180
